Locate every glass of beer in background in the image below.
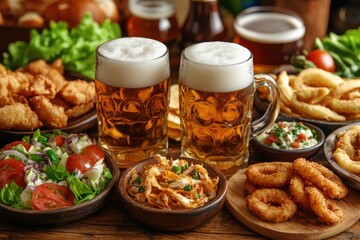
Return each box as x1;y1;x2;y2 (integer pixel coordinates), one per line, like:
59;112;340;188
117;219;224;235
179;42;280;177
233;6;305;73
95;37;170;168
126;0;178;44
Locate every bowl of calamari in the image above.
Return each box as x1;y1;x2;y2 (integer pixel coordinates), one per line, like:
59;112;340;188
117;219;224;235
324;123;360;190
118;154;228;231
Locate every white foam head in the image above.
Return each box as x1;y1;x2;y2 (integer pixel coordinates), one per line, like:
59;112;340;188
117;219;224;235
129;0;174;19
234;11;305;44
180;42;253;92
96;37;170;88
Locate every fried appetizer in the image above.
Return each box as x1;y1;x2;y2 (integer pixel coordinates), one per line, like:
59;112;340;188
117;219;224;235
60;80;95;105
30;96;68;129
20;59;67;92
0;102;42;130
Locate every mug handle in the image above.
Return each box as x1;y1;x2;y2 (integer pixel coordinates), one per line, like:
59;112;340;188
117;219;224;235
250;74;280;139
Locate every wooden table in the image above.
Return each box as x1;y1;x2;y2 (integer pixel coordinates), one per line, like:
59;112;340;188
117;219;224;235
1;136;360;240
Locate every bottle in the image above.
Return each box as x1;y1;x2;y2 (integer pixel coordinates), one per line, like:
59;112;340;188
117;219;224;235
180;0;228;49
126;0;179;44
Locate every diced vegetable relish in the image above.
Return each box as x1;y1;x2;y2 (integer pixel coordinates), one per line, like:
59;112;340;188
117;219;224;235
256;121;318;150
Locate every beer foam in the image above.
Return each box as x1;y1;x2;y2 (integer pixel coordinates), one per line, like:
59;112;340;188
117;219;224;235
234;12;305;44
129;0;174;19
96;37;170;88
180;42;253;92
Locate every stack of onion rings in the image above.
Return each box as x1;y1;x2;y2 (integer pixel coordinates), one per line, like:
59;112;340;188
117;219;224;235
244;159;348;225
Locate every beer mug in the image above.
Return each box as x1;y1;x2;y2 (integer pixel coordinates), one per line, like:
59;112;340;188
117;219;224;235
95;37;170;168
233;6;305;73
179;42;280;177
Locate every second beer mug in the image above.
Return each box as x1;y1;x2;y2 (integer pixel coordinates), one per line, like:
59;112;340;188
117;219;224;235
179;42;280;177
95;37;170;168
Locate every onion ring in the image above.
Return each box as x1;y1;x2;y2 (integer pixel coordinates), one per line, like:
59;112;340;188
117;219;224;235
305;187;344;225
245;162;292;188
333;148;360;174
292;158;348;199
243;178;258;196
246;188;297;223
289;176;310;210
335;125;360;161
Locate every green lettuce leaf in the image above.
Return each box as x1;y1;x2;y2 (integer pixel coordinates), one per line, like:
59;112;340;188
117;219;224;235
3;13;121;79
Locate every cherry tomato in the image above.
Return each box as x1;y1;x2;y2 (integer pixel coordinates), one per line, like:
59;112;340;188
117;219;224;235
32;183;75;210
306;49;336;72
2;141;31;151
53;135;64;147
0;158;26;189
66;154;96;174
83;145;105;162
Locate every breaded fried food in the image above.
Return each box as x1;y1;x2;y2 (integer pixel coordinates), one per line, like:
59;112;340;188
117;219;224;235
65;102;94;119
0;64;7;76
0;102;42;130
20;59;67;92
60;80;95;105
30;96;68;129
20;75;56;98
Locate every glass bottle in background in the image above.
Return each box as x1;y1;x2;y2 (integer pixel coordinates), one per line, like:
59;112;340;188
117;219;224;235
180;0;228;49
126;0;179;44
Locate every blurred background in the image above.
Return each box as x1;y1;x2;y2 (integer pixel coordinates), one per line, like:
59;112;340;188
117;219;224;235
0;0;359;57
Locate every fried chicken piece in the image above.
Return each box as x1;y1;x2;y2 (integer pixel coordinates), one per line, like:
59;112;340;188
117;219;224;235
30;96;68;129
20;59;67;93
60;80;95;105
0;71;31;107
19;74;56;99
0;64;7;76
65;102;94;119
0;102;42;130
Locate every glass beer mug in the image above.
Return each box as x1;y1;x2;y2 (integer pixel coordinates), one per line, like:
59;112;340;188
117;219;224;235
233;6;305;73
179;42;280;177
95;37;170;168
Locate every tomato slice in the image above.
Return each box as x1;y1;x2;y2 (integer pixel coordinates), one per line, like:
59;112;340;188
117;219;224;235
66;154;96;174
265;133;278;143
32;183;75;210
83;145;105;162
52;135;64;147
2;141;31;151
297;133;307;141
0;158;26;189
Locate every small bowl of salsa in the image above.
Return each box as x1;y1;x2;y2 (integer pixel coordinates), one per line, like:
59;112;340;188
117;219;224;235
251;121;325;162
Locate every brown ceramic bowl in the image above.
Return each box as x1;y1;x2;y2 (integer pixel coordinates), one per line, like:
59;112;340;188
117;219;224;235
251;122;325;162
0;154;120;225
324;123;360;190
118;156;228;231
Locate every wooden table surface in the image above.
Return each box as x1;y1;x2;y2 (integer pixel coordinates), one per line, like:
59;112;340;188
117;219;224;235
1;135;360;240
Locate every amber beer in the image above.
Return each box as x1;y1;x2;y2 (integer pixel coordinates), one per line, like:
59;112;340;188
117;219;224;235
233;6;305;73
126;0;178;44
179;42;280;177
95;37;170;168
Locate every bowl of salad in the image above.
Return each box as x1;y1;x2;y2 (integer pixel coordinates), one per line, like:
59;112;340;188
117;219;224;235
251;121;325;162
0;130;120;225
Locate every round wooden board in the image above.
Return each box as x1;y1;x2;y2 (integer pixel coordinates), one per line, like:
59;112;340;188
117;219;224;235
225;169;360;240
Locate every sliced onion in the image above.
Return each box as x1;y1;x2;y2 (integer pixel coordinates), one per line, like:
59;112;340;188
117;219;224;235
0;150;27;162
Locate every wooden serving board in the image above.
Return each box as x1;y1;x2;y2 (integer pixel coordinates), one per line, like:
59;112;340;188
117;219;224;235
225;169;360;240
